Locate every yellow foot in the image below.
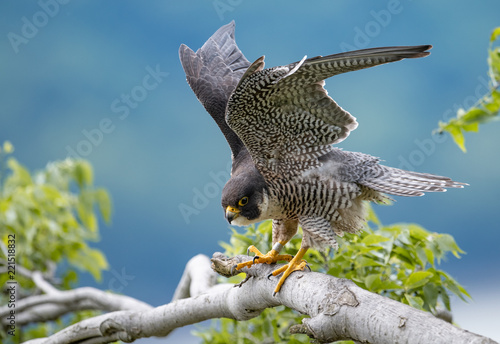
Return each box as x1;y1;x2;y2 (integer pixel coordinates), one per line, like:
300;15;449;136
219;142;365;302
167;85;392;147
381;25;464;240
234;245;293;271
270;247;309;296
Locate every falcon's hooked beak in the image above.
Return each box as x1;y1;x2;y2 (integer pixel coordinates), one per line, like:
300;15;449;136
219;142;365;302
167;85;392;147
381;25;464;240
225;206;240;224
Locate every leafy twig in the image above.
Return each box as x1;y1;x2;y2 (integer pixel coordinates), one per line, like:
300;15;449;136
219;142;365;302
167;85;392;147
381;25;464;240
437;26;500;152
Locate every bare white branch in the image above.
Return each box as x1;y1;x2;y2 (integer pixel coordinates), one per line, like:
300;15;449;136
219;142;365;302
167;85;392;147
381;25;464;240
1;286;152;328
21;253;497;344
1;268;152;331
171;254;218;301
31;271;59;294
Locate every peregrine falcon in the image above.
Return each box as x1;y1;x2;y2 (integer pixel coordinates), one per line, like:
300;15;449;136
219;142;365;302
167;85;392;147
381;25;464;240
179;22;464;295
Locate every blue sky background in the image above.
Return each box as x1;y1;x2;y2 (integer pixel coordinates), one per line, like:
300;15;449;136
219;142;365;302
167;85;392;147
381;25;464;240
1;1;499;342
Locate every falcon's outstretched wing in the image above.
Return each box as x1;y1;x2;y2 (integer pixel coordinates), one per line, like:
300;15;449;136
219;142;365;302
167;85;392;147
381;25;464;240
179;21;251;157
226;45;432;178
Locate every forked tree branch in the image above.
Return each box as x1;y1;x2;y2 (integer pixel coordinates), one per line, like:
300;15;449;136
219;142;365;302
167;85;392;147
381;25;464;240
0;269;152;328
20;253;497;344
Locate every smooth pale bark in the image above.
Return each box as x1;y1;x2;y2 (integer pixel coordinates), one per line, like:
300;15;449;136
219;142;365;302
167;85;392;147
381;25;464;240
19;253;497;344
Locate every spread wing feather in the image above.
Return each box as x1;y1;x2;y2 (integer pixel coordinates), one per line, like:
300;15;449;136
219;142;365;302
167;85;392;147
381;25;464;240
179;21;251;157
226;45;432;178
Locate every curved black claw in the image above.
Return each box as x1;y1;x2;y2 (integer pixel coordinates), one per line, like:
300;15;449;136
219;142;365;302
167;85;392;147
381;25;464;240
246;246;253;256
267;272;273;280
230;265;238;275
252;256;260;264
272;291;278;297
305;264;312;272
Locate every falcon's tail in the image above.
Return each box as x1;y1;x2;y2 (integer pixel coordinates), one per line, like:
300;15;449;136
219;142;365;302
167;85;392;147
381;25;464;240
360;168;467;197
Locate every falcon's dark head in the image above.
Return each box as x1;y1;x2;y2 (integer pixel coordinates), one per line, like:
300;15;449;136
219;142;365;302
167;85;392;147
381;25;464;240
221;170;269;226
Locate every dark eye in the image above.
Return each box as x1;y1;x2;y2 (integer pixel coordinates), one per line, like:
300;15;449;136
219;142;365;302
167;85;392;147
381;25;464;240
238;197;249;206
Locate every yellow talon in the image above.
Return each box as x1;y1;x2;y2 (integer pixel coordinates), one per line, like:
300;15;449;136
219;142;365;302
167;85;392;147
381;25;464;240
235;245;293;271
233;244;309;295
271;247;309;295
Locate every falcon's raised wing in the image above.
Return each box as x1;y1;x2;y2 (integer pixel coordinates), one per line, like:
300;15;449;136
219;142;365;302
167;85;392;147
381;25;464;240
226;45;432;178
179;21;251;157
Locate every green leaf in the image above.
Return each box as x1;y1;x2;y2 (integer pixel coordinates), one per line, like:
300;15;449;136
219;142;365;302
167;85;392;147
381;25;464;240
438;270;471;300
3;141;14;154
409;224;430;241
485;98;500;115
218;241;233;252
95;188;112;223
440;287;451;311
365;273;382;291
392;246;414;266
396;228;412;245
436;234;464;258
405;271;434;290
415;246;428;267
379;279;403;291
366;204;381;225
257;220;272;234
74;160;94;188
490;27;500;42
462;107;491;125
422;283;439;311
424;248;435;267
449;126;466;152
462;122;479;132
78;202;98;232
62;269;79;289
405;293;424;310
361;234;390;246
40;184;62;202
489;49;500;83
69;246;108;281
231;232;255;247
355;255;385;268
7;157;33;185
